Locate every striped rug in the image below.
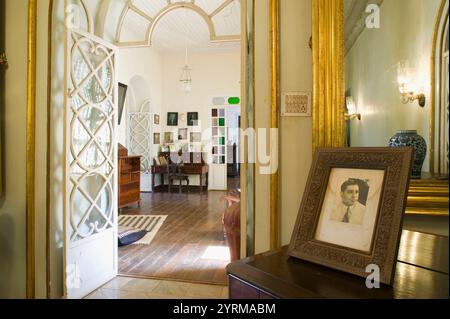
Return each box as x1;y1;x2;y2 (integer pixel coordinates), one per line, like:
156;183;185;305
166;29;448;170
118;215;167;245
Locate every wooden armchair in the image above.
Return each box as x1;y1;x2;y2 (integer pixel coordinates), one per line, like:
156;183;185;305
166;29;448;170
167;163;190;193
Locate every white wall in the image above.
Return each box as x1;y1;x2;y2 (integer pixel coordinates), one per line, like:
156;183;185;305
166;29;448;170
253;0;313;253
254;0;271;253
279;0;313;246
117;46;163;151
0;0;27;299
48;0;68;299
346;0;441;173
36;0;51;299
161;51;241;137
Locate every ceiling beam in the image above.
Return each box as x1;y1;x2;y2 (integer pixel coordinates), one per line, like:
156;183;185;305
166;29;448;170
210;0;235;18
129;3;154;22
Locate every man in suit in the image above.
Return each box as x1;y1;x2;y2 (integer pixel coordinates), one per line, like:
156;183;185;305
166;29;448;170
330;179;366;225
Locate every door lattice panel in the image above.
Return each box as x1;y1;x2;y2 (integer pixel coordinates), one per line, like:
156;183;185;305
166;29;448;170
68;30;117;242
129;113;152;171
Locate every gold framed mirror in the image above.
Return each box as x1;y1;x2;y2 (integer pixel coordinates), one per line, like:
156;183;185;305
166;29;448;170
312;0;449;216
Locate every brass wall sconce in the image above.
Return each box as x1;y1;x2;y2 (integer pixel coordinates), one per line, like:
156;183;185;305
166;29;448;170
345;97;361;121
0;52;7;66
397;60;426;107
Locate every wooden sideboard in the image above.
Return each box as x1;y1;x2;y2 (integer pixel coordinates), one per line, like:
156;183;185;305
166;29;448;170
226;230;449;299
118;145;141;209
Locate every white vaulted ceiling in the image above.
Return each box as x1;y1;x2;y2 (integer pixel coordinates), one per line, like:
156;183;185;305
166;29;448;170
117;0;241;54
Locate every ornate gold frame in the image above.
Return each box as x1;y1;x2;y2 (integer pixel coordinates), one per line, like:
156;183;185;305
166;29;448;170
312;0;449;216
27;0;37;299
430;0;449;174
269;0;280;249
312;0;345;151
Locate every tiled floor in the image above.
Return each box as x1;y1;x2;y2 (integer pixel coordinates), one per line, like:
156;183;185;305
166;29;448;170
85;276;229;299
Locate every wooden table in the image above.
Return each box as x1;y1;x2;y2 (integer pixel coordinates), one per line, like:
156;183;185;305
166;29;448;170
151;164;209;193
226;230;449;299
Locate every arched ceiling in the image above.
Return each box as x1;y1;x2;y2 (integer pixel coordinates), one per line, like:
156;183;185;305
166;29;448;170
116;0;241;54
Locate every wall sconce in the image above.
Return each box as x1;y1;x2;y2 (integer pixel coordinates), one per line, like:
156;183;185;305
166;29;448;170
397;61;426;107
345;97;361;121
0;52;7;66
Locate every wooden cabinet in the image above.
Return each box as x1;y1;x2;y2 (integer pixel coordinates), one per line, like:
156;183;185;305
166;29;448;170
227;230;449;299
118;155;141;209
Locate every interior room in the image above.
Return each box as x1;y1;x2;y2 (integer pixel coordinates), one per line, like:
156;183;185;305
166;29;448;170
113;1;242;286
0;0;448;301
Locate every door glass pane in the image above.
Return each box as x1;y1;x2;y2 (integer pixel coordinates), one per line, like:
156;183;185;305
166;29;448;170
69;31;116;242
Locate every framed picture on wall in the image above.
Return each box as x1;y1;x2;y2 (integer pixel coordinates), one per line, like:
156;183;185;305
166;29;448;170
118;82;128;125
178;128;188;140
187;112;199;126
167;112;178;126
288;147;414;285
154;133;160;145
190;132;202;143
154;114;160;125
164;132;174;143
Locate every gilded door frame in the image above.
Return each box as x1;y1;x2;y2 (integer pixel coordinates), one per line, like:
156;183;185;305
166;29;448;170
26;0;37;299
269;0;280;249
430;0;449;174
311;0;345;151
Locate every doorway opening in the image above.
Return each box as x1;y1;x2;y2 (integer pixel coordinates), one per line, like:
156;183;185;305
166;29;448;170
114;1;242;286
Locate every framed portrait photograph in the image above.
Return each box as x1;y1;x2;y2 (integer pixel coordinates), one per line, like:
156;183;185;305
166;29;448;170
154;114;160;125
153;133;160;145
187;112;199;126
167;112;178;126
288;147;414;285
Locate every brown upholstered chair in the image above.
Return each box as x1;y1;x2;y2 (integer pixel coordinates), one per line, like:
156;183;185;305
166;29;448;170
221;190;241;261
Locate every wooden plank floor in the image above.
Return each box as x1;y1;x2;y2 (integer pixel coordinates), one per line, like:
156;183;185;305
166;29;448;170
118;178;240;285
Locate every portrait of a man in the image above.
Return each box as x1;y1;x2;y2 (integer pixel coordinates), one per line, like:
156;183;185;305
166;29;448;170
330;179;367;226
314;168;385;253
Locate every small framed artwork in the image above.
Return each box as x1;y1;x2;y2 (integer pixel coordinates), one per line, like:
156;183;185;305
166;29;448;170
281;92;311;117
164;132;174;143
153;133;160;145
154;114;160;125
288;147;413;285
178;128;188;140
187;112;199;126
190;132;202;143
167;112;178;126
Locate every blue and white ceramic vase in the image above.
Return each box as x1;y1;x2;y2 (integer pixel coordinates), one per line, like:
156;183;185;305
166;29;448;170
388;130;427;178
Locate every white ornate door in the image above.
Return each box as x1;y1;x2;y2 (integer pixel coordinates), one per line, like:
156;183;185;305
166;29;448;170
64;29;118;299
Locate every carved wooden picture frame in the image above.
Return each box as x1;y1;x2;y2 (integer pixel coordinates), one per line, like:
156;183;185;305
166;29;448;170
288;147;413;285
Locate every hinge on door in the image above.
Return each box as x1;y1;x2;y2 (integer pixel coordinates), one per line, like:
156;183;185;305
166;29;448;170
0;52;8;66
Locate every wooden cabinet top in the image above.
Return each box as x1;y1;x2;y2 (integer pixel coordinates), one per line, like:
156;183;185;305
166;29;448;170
227;230;449;299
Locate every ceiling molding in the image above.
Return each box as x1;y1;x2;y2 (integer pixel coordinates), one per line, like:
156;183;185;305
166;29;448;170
344;0;384;54
116;0;240;52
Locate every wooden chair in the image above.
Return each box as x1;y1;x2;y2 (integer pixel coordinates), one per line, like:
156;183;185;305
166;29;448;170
168;163;190;194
